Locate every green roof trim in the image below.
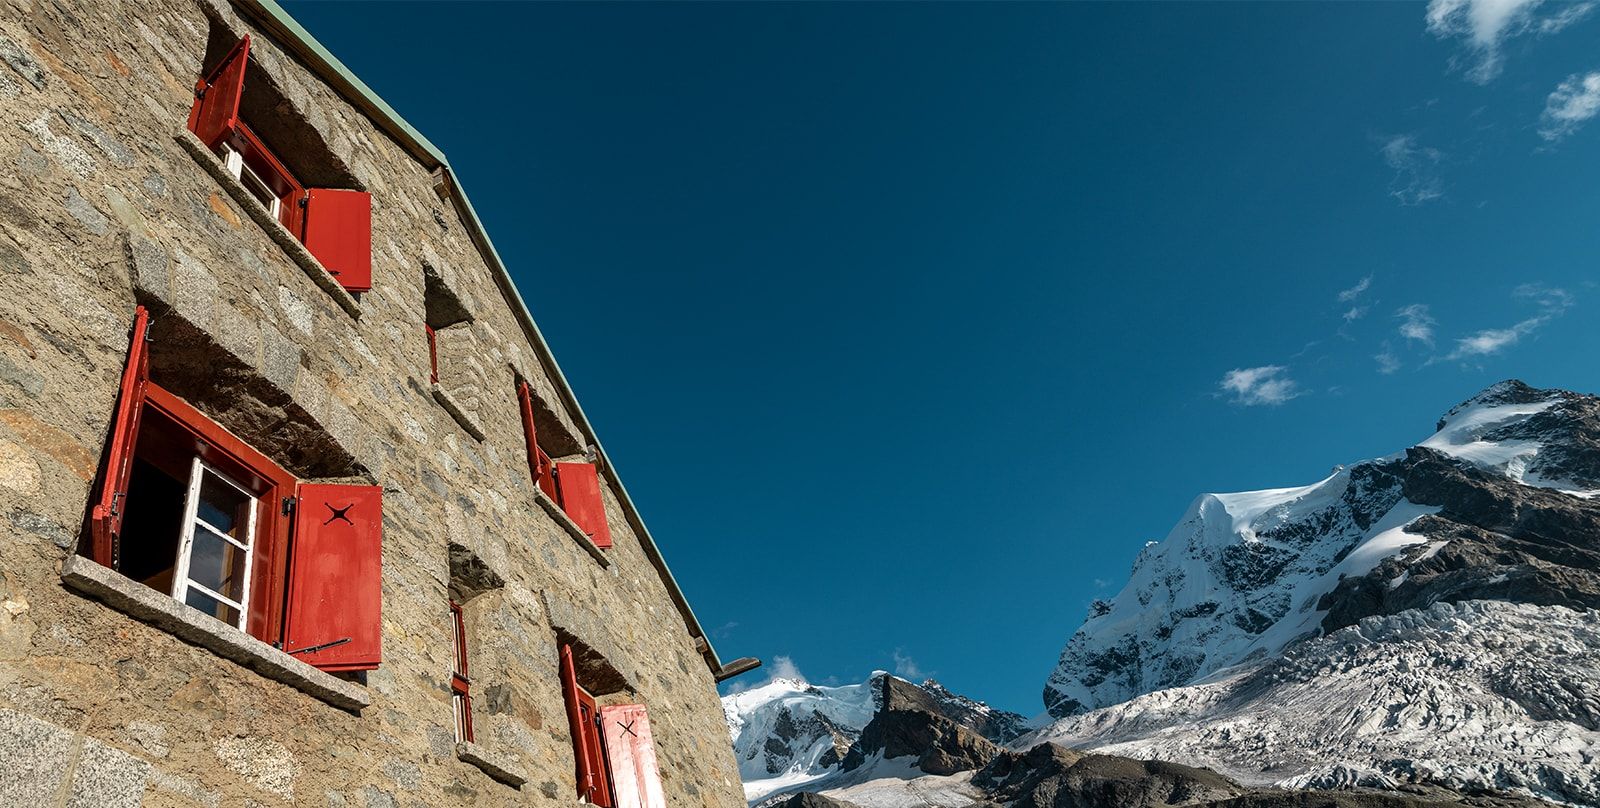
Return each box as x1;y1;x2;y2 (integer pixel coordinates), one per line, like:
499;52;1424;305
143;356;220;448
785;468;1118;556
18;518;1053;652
234;0;745;680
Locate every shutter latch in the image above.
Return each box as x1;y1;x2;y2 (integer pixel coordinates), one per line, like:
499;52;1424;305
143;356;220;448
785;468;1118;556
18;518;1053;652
282;496;297;516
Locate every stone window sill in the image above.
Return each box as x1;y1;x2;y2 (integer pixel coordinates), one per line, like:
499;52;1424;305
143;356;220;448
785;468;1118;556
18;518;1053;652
534;490;610;568
60;555;370;712
174;128;361;320
456;741;527;788
431;382;485;441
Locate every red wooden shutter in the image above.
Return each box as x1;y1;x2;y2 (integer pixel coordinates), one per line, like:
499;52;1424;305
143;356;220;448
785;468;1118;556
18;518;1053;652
301;189;372;293
284;483;383;672
555;462;612;549
425;325;439;383
561;645;615;806
518;382;559;500
600;704;667;808
90;306;152;567
188;35;250;149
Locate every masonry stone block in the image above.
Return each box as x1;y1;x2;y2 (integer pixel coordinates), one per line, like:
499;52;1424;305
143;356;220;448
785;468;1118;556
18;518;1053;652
0;707;78;805
66;737;152;808
0;32;45;90
63;187;109;236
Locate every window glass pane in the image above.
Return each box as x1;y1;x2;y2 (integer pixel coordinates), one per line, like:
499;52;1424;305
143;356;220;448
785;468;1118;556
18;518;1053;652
239;163;277;211
196;471;250;539
187;526;248;601
185;588;240;626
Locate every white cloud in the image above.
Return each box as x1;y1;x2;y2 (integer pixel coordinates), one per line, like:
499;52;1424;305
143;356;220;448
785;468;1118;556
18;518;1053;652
1219;365;1302;406
1337;275;1373;302
1396;304;1438;345
1379;135;1444;206
891;649;924;680
1441;284;1573;360
1540;72;1600;141
1343;305;1371;322
1425;0;1595;83
721;654;808;695
767;655;805;682
1375;344;1402;375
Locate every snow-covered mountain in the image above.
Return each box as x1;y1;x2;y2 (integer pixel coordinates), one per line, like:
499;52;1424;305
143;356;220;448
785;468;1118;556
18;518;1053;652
1043;379;1600;718
722;673;1027;803
1034;379;1600;803
727;380;1600;807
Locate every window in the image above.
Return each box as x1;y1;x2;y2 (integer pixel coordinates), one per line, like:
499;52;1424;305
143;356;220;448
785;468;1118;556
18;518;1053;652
518;381;612;548
89;306;384;672
171;458;258;629
450;600;473;743
186;34;373;294
559;643;667;807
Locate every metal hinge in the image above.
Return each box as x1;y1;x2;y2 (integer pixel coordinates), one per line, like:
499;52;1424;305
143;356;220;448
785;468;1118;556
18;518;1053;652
281;496;297;516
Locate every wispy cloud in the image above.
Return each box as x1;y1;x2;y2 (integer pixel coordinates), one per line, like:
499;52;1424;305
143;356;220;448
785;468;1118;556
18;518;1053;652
1220;365;1301;406
711;621;740;640
1441;284;1574;360
1337;275;1373;303
1396;304;1437;346
1343;305;1371;322
721;654;807;694
1379;135;1444;206
767;655;805;682
892;649;924;680
1540;72;1600;142
1425;0;1595;83
1375;343;1402;375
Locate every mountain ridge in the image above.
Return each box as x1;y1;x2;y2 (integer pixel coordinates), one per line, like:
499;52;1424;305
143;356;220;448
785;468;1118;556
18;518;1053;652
726;380;1600;806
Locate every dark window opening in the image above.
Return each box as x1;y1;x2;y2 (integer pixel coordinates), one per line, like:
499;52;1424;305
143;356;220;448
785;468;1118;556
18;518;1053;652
118;457;185;593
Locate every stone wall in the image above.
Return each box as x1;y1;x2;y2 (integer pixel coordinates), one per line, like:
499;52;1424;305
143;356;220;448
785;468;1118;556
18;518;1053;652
0;0;745;805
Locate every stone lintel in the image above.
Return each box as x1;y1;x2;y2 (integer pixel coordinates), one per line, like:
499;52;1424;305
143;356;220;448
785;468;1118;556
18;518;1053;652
60;555;370;712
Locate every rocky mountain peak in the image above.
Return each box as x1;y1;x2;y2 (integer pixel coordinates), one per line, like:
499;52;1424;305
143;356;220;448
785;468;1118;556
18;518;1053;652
1044;381;1600;719
1437;379;1555;429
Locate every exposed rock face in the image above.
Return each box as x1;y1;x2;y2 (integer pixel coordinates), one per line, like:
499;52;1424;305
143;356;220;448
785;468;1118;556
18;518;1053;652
848;675;1000;776
920;678;1031;744
769;794;862;808
1319;446;1600;633
725;672;1028;801
975;743;1244;808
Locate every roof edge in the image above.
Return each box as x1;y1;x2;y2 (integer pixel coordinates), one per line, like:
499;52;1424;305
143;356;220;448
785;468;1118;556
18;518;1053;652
234;0;732;677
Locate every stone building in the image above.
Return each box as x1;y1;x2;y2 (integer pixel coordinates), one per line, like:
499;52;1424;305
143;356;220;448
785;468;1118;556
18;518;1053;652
0;0;757;805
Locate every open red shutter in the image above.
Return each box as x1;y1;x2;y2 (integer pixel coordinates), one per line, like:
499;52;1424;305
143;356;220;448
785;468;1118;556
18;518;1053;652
600;704;667;808
90;306;152;567
188;35;250;149
301;188;372;293
562;645;614;806
518;382;559;500
284;483;383;672
555;462;612;548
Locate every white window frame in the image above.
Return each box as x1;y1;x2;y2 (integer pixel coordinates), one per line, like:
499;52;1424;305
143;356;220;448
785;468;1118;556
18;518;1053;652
170;457;258;630
219;141;282;220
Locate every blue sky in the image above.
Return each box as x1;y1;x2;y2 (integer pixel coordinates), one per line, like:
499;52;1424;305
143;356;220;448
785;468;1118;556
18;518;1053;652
285;1;1600;714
